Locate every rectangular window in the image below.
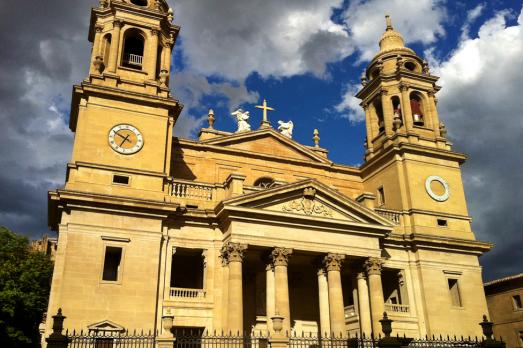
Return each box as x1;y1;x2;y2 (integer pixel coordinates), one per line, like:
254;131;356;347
448;278;462;307
513;295;522;310
112;174;129;185
437;219;448;227
378;187;385;206
102;247;122;281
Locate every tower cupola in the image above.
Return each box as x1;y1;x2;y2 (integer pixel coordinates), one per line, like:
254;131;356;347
356;15;450;161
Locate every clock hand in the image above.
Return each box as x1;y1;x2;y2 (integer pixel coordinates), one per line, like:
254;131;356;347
116;132;131;142
119;134;131;147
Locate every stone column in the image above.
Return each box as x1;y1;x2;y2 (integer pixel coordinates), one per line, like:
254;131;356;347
317;267;331;336
220;250;230;331
222;242;247;333
356;272;372;336
323;253;346;336
108;20;123;73
163;38;173;71
266;263;275;334
147;28;159;80
271;247;292;334
380;90;393;136
399;83;414;132
363;104;374;154
91;24;104;74
427;90;441;136
365;258;385;336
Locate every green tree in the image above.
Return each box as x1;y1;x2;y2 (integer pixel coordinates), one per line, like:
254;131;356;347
0;226;54;347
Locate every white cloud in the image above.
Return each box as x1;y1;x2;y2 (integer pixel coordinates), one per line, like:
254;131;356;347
334;83;365;123
172;0;352;79
460;3;486;40
431;7;523;278
343;0;447;61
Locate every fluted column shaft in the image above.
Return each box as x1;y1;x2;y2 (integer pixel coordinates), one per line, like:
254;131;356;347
271;248;292;333
324;253;345;336
222;242;247;333
356;272;372;336
365;258;385;336
108;20;123;73
317;268;331;336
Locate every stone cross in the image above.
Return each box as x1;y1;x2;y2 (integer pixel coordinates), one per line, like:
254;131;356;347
256;99;275;128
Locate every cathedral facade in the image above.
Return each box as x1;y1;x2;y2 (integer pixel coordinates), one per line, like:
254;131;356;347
45;0;493;340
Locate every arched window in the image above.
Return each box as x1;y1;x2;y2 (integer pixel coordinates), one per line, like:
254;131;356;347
254;177;276;189
373;99;385;133
122;29;145;70
410;92;425;126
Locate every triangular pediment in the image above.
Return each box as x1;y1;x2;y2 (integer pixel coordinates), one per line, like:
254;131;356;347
87;320;125;332
217;179;393;229
202;129;331;164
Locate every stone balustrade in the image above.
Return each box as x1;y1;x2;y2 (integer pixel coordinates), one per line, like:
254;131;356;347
375;208;401;224
171;180;215;201
170;287;206;299
385;303;410;313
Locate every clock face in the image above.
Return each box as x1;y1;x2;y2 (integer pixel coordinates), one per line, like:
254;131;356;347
108;124;143;155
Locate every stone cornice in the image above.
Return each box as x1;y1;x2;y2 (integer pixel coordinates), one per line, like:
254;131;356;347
383;232;493;255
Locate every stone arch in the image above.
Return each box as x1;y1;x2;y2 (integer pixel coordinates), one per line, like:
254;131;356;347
121;27;146;70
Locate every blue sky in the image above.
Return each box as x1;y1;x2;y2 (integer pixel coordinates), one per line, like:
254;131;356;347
0;0;522;281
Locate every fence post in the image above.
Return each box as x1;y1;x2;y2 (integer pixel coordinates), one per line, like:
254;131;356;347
269;315;289;348
479;315;506;348
377;312;402;348
156;313;175;348
45;308;70;348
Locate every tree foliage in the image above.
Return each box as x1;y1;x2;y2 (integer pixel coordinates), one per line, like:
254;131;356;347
0;226;54;347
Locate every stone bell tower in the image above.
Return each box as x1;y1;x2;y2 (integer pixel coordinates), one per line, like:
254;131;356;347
63;0;182;202
359;16;477;242
357;15;450;161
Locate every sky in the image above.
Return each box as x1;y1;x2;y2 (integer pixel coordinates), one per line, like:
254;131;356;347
0;0;522;282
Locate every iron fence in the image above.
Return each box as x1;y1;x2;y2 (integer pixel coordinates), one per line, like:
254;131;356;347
288;332;377;348
175;331;269;348
407;335;482;347
67;329;156;348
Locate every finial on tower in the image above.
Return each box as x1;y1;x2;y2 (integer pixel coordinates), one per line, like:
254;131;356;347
313;129;320;148
207;109;215;129
385;15;393;31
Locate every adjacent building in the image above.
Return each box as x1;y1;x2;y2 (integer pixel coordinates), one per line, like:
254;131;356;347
45;0;494;341
485;273;523;347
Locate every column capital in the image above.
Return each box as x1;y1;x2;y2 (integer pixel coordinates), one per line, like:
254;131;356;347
356;271;366;280
94;24;104;33
364;257;383;275
323;253;345;272
220;242;247;264
151;28;160;36
399;83;410;92
270;247;293;267
113;19;124;28
379;88;388;96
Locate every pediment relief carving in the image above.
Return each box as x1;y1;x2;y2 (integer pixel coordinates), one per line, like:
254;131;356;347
87;320;125;332
281;197;333;217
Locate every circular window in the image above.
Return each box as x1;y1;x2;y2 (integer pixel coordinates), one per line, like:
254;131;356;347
425;176;450;202
404;61;417;72
130;0;148;6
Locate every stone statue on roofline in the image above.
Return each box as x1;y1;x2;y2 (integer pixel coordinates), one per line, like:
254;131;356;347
231;108;251;132
278;120;294;138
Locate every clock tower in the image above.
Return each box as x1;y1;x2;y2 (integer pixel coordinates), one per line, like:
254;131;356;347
63;0;181;202
359;16;476;242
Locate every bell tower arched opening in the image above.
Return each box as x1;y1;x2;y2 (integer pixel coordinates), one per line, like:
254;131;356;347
409;92;425;127
373;99;385;133
122;29;145;70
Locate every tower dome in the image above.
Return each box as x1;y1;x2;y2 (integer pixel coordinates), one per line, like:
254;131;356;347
374;15;415;60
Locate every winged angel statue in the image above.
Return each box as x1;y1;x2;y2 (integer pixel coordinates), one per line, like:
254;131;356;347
278;120;294;138
231;109;251;133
